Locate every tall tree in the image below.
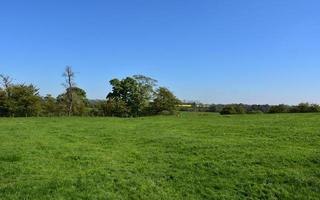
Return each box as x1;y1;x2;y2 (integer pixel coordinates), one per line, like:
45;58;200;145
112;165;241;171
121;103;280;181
151;87;180;115
57;87;88;116
8;84;42;117
0;75;13;116
106;76;158;117
0;88;8;116
62;66;76;116
133;75;157;100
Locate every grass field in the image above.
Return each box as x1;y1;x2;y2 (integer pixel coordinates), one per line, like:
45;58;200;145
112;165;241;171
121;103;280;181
0;113;320;199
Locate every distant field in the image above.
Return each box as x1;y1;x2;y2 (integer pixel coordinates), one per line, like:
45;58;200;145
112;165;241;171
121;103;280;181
0;113;319;199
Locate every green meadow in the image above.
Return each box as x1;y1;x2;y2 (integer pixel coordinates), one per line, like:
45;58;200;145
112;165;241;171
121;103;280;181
0;113;319;199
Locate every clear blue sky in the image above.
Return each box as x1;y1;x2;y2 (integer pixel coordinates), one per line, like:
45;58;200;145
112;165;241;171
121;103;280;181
1;0;320;104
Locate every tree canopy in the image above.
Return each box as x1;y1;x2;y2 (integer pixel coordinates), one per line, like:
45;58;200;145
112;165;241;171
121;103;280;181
0;69;180;117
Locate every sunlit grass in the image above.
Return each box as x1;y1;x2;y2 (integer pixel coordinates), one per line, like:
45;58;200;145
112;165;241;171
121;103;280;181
0;113;319;199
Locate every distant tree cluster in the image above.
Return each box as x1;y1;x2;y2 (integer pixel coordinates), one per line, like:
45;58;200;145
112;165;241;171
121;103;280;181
178;102;320;115
268;103;320;114
0;67;180;117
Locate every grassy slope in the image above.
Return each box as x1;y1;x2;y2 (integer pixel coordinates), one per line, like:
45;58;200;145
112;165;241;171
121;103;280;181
0;113;319;200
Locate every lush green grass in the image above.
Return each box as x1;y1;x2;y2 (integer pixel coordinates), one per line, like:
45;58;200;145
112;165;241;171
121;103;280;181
0;113;319;200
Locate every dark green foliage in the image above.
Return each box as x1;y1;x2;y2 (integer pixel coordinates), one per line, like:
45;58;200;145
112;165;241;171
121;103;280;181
151;87;180;115
42;95;58;116
87;100;109;116
181;103;271;114
0;89;9;116
107;77;146;116
2;72;320;117
309;104;320;112
0;113;319;199
220;105;237;115
269;104;290;113
297;103;311;113
1;84;42;117
245;104;271;113
220;104;246;115
57;87;89;116
105;98;130;117
207;104;217;112
0;74;55;117
133;74;158;101
106;76;179;117
0;73;182;117
290;103;320;113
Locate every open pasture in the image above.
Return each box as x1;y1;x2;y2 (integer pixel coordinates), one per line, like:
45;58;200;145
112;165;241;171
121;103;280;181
0;113;319;199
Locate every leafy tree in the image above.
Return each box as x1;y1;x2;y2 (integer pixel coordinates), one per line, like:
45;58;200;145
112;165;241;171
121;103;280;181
297;103;311;113
42;94;58;116
106;98;129;117
234;104;246;114
269;104;289;113
290;103;320;113
220;105;237;115
207;104;217;112
0;75;12;116
0;88;9;116
7;84;42;117
107;77;146;116
309;104;320;112
57;87;88;116
87;100;107;116
133;75;157;100
151;87;180;115
220;104;245;115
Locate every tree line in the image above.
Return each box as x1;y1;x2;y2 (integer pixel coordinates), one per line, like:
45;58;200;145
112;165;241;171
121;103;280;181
0;66;180;117
178;102;320;115
1;66;319;117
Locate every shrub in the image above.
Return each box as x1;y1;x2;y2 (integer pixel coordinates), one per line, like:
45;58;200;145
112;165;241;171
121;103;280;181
269;104;289;113
220;104;245;115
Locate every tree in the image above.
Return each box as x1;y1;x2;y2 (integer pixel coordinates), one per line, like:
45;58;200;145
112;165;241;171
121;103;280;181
133;75;157;100
151;87;180;115
220;105;237;115
0;74;13;91
87;100;108;116
106;98;129;117
0;75;14;116
309;104;320;112
220;104;245;115
207;104;217;112
297;103;310;113
7;84;42;117
107;77;145;116
57;87;88;116
42;94;57;116
63;66;76;116
0;88;9;116
269;104;289;113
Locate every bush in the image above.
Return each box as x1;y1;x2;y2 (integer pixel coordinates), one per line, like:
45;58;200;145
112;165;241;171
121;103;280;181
220;106;237;115
269;104;289;113
310;104;320;112
220;104;245;115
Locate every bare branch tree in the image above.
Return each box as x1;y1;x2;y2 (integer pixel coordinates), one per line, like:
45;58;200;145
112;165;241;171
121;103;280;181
63;66;76;116
0;74;13;97
0;74;13;89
